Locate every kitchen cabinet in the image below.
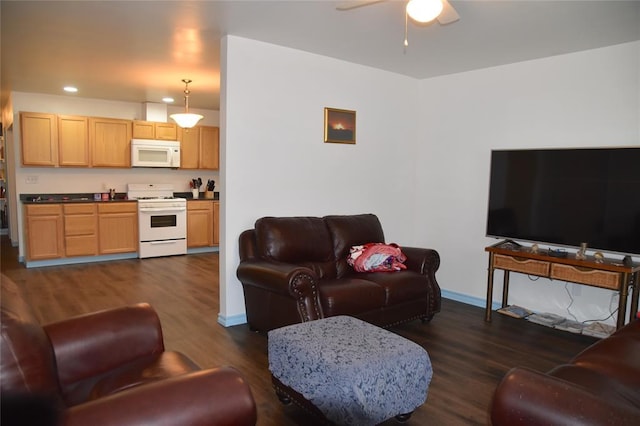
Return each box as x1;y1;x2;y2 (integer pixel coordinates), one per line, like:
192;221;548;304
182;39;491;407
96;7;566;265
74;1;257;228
89;117;132;167
179;125;219;170
21;112;57;166
25;204;64;260
63;204;98;256
58;115;90;167
132;120;177;140
213;201;219;246
187;200;213;247
98;203;138;254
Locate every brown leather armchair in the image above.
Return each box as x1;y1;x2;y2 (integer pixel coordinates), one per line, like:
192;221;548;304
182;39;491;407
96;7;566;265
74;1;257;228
1;274;257;426
491;318;640;425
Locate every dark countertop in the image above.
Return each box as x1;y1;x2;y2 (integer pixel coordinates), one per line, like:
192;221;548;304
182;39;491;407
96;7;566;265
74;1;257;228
175;191;220;201
20;192;219;204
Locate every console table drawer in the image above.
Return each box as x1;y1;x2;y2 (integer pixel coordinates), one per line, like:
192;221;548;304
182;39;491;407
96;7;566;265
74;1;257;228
550;264;620;289
494;254;550;276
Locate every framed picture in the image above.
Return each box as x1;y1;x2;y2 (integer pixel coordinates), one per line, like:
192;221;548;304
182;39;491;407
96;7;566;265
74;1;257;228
324;107;356;144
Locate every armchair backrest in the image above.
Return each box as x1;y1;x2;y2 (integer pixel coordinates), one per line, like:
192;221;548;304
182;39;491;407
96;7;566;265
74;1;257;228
1;275;63;404
254;216;337;279
324;214;385;278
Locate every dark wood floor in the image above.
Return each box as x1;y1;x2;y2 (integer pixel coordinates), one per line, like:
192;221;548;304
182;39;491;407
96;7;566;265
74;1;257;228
1;235;598;425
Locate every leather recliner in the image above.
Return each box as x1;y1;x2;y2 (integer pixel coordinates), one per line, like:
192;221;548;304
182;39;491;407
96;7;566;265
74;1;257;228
0;274;257;426
491;317;640;425
237;213;441;333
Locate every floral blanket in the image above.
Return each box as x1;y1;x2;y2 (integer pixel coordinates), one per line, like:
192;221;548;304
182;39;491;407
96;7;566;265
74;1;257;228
347;243;407;272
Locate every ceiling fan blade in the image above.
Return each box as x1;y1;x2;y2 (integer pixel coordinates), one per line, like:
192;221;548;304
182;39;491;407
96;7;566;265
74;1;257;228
437;0;460;25
336;0;387;12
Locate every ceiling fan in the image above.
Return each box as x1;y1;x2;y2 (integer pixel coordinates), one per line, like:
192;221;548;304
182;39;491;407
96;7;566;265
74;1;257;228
337;0;460;46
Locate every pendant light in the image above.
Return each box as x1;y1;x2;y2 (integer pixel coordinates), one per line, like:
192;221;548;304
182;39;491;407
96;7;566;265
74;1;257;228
406;0;443;23
170;79;203;129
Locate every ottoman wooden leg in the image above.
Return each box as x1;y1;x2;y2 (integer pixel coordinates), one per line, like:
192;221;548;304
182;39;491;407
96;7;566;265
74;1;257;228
395;412;413;422
275;388;292;405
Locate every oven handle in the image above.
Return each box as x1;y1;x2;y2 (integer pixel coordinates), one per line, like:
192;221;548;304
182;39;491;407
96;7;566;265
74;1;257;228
139;206;187;213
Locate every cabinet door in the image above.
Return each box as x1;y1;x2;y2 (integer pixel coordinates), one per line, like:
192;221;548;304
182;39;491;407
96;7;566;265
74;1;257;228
213;201;220;246
58;115;90;167
25;204;64;260
21;112;57;166
199;126;219;170
179;127;200;169
89;117;132;167
98;203;138;254
187;201;213;247
155;123;177;140
132;121;155;139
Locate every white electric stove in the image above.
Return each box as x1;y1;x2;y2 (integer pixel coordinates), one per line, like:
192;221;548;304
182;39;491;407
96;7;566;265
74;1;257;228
127;184;187;258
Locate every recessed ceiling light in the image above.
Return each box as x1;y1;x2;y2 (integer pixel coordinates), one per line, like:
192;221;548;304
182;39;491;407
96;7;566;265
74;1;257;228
63;86;78;93
162;97;174;103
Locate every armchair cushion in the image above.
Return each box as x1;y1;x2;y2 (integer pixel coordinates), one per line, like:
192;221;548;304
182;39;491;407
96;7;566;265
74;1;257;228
44;303;165;397
324;214;385;278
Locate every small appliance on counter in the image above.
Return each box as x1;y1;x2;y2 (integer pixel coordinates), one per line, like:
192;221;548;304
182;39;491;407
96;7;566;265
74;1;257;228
127;183;186;258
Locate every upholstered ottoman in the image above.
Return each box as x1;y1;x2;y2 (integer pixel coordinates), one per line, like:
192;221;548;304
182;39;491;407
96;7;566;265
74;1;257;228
268;315;432;425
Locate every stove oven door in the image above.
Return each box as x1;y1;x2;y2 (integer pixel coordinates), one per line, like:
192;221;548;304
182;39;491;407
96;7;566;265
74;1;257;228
138;204;187;257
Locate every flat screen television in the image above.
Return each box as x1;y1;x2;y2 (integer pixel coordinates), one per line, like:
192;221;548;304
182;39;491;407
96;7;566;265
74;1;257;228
486;147;640;257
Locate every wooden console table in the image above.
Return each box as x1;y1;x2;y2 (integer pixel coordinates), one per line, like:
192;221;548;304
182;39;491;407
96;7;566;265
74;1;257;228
485;242;640;329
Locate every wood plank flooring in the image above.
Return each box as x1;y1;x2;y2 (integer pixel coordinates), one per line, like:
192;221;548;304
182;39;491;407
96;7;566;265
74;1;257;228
1;236;598;425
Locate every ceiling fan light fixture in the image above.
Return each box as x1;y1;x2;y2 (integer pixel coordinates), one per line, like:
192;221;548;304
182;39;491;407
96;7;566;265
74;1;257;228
406;0;443;23
170;79;203;129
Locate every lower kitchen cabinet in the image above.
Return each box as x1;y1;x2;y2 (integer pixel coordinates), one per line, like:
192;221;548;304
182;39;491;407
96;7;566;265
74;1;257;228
213;201;219;246
25;204;64;260
187;200;213;248
63;204;98;256
97;203;138;254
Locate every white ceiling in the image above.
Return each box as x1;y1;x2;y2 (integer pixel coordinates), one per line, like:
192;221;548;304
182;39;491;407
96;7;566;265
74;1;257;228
2;1;638;111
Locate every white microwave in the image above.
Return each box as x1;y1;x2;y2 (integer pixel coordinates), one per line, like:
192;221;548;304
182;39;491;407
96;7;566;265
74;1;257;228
131;139;180;168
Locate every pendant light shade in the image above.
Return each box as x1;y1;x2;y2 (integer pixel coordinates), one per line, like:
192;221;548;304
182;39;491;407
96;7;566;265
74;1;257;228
406;0;443;23
170;79;203;129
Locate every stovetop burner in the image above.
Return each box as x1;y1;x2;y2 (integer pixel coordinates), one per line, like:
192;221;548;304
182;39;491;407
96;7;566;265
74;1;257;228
127;183;184;201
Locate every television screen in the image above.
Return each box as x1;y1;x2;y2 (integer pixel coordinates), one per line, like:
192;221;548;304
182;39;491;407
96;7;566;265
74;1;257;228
486;147;640;256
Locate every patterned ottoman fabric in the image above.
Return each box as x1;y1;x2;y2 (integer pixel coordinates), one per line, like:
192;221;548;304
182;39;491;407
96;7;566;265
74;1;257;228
268;315;432;425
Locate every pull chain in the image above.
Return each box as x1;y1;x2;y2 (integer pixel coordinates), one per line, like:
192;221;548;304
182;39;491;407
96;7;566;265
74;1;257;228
404;9;409;50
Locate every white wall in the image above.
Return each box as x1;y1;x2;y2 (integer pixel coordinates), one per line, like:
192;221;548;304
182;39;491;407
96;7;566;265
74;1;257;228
416;41;640;324
220;35;422;323
221;37;638;326
9;92;220;257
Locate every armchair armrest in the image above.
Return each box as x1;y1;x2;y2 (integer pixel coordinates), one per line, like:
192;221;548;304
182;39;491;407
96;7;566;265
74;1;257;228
491;367;640;426
237;259;320;298
237;259;323;322
402;247;440;276
44;304;164;389
64;367;257;426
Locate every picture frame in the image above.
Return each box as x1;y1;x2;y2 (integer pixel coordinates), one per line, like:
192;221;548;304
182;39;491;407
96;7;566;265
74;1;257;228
324;107;356;144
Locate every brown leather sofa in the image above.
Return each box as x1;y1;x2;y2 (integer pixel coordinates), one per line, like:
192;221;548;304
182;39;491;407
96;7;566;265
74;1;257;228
491;318;640;425
1;274;257;426
237;213;441;332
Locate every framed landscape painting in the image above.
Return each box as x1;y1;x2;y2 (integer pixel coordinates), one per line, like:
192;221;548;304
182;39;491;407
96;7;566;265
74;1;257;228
324;107;356;144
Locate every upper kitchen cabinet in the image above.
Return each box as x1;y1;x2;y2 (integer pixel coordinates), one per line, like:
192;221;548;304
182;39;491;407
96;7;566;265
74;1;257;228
58;115;90;167
132;120;177;140
89;117;132;167
179;125;219;170
21;112;58;166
